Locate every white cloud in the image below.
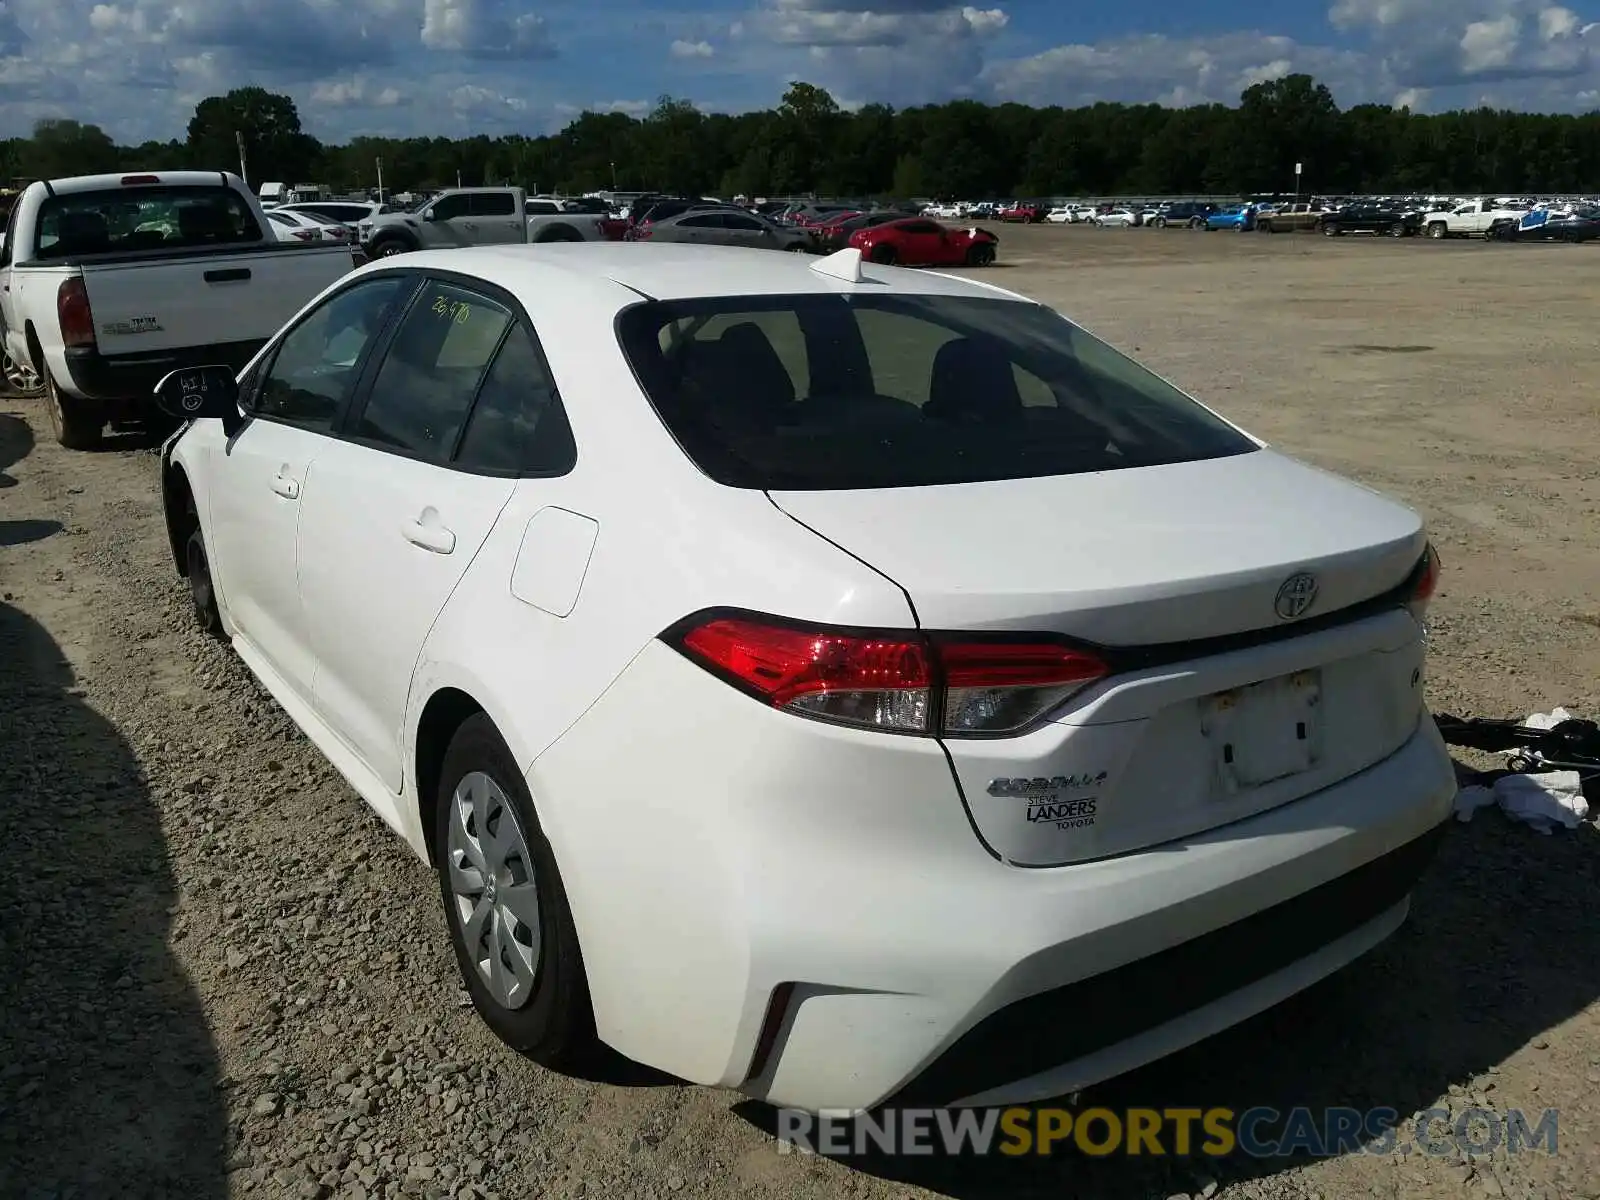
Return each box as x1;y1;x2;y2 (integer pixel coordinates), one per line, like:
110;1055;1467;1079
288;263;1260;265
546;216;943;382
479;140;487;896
1460;15;1520;71
985;32;1369;109
311;76;404;108
670;38;713;58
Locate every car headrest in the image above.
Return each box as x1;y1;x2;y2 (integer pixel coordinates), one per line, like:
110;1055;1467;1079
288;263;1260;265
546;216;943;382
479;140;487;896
924;336;1023;426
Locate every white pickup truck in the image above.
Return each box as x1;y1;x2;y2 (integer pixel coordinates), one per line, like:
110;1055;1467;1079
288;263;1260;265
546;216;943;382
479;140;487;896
1418;198;1527;239
0;170;353;448
355;187;621;259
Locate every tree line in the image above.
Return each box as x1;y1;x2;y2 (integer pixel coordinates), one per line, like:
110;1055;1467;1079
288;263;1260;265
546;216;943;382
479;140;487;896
6;75;1600;200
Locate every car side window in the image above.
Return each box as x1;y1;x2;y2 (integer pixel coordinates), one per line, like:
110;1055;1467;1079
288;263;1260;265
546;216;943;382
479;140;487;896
472;192;516;217
679;214;720;228
455;323;577;475
351;282;512;462
256;276;412;432
724;215;764;231
430;194;468;221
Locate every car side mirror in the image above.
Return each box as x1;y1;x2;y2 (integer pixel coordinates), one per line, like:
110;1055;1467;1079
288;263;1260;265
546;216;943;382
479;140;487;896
154;365;243;436
421;209;438;221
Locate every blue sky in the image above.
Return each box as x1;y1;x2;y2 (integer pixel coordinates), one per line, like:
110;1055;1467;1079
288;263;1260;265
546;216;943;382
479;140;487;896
0;0;1597;142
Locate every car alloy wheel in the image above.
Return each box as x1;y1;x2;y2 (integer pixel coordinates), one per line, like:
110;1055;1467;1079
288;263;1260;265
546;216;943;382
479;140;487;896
2;350;42;396
445;770;543;1010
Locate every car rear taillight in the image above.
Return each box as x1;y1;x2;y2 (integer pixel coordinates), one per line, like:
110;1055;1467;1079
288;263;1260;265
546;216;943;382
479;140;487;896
1408;543;1441;619
668;613;1108;737
292;229;316;240
56;278;95;349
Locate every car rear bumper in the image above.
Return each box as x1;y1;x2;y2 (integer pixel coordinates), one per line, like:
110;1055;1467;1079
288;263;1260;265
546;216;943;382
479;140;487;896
59;338;265;407
529;640;1457;1114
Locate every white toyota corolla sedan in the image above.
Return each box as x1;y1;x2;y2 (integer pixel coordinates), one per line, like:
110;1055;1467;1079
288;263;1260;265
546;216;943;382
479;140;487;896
155;242;1456;1115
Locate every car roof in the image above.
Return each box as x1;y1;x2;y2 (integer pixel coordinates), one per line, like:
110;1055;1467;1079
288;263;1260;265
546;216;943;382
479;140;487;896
376;243;1033;304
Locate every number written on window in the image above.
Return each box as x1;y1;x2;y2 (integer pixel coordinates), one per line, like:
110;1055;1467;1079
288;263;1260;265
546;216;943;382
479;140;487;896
431;294;472;325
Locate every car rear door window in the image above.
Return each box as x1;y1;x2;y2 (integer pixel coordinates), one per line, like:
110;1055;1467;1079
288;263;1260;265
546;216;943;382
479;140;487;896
454;324;577;475
472;192;517;217
256;275;413;432
350;283;512;462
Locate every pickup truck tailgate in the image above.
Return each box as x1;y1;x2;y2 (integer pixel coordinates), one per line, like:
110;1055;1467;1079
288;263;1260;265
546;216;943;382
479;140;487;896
80;246;351;356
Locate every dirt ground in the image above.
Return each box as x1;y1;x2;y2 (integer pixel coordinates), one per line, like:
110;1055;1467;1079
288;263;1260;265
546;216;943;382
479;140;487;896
2;225;1598;1200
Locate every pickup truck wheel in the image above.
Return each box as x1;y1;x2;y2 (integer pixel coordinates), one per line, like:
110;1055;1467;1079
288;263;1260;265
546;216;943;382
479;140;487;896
45;372;103;450
371;237;410;257
1427;222;1447;240
2;350;43;396
186;527;225;639
534;226;584;243
1322;223;1340;237
1388;222;1407;237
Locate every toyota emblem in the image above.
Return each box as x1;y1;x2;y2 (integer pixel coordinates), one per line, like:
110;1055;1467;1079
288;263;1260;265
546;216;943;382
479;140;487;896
1274;572;1318;621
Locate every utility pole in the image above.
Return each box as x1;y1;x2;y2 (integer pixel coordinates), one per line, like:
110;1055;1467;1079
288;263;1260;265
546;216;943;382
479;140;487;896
457;170;463;189
375;156;385;203
236;131;248;187
1294;161;1303;203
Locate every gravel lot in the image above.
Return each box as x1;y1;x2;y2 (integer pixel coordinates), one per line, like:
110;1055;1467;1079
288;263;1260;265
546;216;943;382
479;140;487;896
2;225;1598;1200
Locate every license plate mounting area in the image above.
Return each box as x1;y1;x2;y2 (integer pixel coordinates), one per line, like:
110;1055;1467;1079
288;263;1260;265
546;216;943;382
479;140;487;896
1201;669;1323;794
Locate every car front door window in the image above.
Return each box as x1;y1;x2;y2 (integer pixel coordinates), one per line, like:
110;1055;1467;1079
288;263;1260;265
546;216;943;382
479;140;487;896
256;275;413;432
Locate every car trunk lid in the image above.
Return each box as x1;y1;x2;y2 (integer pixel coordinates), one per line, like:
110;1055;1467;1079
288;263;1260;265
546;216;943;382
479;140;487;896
770;449;1433;865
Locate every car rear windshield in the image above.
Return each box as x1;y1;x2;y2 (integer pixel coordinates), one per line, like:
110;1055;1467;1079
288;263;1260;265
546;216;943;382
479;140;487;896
616;293;1257;490
33;185;263;259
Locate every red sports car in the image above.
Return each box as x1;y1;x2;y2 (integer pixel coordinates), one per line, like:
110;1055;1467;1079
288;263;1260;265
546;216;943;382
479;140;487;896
848;217;998;267
998;203;1042;223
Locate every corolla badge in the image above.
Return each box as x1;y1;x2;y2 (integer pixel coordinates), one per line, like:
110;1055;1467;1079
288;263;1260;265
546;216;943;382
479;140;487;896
1274;572;1319;621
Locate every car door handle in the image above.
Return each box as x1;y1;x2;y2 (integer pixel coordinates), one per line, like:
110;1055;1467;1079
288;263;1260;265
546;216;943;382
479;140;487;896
270;473;300;499
403;515;456;555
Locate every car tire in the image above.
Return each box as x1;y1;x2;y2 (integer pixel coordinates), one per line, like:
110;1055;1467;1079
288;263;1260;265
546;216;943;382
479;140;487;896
435;714;597;1070
1153;218;1167;229
1427;222;1447;240
869;244;897;265
965;243;996;267
44;370;103;450
1388;222;1407;238
1188;218;1204;229
186;526;226;640
534;226;585;243
372;237;411;257
1322;223;1340;237
786;242;812;253
1259;220;1275;233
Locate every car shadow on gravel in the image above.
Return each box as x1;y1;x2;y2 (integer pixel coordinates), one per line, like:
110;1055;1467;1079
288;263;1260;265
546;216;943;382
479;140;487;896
0;600;227;1198
0;409;32;487
734;780;1600;1198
